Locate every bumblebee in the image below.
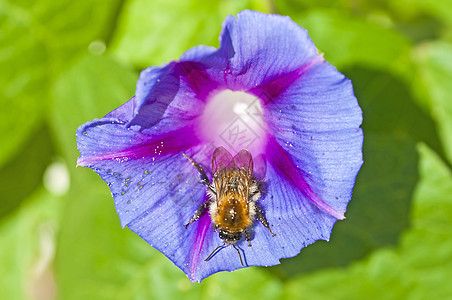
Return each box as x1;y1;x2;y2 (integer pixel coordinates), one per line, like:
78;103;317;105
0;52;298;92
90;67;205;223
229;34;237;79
183;146;275;265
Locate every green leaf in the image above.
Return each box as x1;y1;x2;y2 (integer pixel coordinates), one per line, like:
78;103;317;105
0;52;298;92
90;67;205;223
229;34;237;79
0;1;48;168
0;0;123;168
283;144;452;299
275;0;446;43
348;66;446;159
413;41;452;164
293;9;412;73
0;189;61;300
51;54;138;163
197;268;283;300
55;171;157;300
398;0;452;27
0;124;55;219
109;0;270;68
275;0;342;14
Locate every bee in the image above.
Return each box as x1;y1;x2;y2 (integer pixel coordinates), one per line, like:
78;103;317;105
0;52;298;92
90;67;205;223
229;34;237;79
183;146;275;266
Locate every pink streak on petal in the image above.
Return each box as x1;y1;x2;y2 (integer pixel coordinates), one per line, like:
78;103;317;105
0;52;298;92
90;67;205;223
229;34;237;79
77;127;199;166
266;136;345;220
248;54;325;104
189;212;211;282
179;62;219;102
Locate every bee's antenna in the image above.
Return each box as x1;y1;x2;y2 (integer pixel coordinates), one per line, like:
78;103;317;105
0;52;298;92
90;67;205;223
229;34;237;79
232;244;244;266
204;244;245;267
204;243;226;262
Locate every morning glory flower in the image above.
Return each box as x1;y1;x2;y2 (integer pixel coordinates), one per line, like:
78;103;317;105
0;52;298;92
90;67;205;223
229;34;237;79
76;10;363;282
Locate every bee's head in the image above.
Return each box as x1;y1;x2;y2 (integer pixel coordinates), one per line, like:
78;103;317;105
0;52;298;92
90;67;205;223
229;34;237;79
219;229;243;244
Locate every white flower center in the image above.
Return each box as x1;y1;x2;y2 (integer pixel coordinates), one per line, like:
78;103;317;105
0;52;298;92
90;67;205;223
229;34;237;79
199;90;267;155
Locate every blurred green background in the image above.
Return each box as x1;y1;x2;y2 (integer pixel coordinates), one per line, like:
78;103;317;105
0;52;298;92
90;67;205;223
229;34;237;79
1;0;452;299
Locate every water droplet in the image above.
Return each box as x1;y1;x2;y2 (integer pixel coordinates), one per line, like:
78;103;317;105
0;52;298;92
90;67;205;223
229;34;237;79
88;40;106;55
43;160;70;196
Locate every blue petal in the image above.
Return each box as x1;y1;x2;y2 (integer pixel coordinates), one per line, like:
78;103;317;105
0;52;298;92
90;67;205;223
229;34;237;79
263;60;363;218
77;121;225;281
104;96;136;122
76;121;204;227
128;60;220;132
171;11;321;92
252;163;337;257
149;163;338;283
128;64;177;129
77;118;224;281
128;200;214;283
179;45;218;62
218;10;319;89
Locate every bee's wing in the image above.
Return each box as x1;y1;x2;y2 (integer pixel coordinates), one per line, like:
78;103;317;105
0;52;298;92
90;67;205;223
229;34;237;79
212;146;234;173
233;149;253;174
252;153;267;180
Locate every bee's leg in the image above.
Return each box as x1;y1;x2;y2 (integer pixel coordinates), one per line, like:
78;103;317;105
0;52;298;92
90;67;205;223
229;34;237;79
249;179;262;202
256;205;276;237
183;153;216;195
245;229;252;247
184;200;213;228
